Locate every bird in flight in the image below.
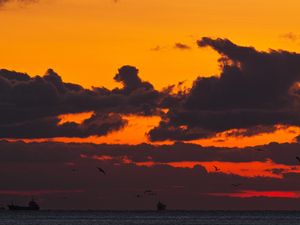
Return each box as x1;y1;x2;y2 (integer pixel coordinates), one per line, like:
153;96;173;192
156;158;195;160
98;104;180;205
213;166;220;172
97;167;106;175
296;157;300;163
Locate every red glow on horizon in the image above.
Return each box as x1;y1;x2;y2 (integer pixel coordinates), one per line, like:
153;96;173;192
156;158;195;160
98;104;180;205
209;190;300;198
137;160;300;178
87;153;300;178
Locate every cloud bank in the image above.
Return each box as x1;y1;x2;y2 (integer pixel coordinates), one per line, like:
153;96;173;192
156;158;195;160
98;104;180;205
148;37;300;141
0;66;165;138
1;141;300;210
2;38;300;142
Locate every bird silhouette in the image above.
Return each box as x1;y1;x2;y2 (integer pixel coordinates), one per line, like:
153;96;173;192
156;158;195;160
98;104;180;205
97;167;106;175
213;166;220;172
136;194;142;198
296;157;300;163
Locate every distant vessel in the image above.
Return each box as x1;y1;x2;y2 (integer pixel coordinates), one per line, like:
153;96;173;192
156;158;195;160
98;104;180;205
8;199;40;211
156;201;166;211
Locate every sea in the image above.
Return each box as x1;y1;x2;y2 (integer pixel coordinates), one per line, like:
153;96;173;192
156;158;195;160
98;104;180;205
0;211;300;225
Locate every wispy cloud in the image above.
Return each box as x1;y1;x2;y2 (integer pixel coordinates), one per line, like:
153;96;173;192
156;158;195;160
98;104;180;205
174;42;191;50
279;32;300;42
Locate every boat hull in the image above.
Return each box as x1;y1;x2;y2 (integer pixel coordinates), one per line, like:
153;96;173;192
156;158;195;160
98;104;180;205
8;205;39;211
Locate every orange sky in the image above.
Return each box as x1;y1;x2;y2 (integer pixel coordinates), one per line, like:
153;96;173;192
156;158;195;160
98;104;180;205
14;114;300;148
84;152;300;179
2;0;300;146
208;190;300;199
128;160;300;179
1;0;300;89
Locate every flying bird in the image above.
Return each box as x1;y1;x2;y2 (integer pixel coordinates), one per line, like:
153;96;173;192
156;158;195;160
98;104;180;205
213;166;220;172
296;157;300;163
97;167;106;175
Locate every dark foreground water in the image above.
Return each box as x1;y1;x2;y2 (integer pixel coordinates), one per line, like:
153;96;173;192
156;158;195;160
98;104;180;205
0;211;300;225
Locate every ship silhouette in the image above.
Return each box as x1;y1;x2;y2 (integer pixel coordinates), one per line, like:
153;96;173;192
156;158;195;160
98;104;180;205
156;201;166;211
7;198;40;211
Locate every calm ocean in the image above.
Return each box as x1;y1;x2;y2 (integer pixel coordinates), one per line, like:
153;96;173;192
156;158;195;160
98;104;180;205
0;211;299;225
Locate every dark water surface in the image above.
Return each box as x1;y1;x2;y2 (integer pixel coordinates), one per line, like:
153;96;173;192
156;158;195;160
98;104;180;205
0;211;300;225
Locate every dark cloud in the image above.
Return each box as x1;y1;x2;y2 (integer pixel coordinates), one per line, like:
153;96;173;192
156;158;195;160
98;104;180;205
1;141;299;172
113;66;154;94
3;37;300;142
174;42;191;50
148;37;300;141
0;66;165;138
0;113;127;138
295;135;300;143
148;121;213;141
225;125;278;137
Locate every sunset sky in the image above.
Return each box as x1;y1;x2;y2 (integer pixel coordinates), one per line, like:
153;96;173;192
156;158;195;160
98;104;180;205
2;0;300;210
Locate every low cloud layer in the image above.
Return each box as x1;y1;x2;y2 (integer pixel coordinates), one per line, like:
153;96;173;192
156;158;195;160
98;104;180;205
1;141;300;210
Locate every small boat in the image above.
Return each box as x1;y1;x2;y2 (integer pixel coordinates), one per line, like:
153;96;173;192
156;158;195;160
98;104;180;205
156;201;167;211
8;199;40;211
